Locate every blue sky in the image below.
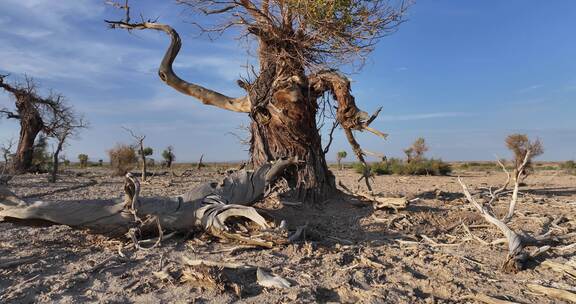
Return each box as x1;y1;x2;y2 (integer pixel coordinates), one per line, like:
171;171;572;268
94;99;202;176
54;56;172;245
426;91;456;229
1;0;575;162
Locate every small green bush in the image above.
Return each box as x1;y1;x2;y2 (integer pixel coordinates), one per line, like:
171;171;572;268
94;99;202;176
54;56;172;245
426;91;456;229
354;158;451;176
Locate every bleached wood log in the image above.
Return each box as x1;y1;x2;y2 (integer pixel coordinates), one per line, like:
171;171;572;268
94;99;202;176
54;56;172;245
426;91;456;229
0;159;297;243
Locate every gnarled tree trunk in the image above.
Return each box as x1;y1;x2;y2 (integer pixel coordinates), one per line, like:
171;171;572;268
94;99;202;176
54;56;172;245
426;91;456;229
106;17;384;203
13;101;43;174
248;56;335;201
49;137;65;183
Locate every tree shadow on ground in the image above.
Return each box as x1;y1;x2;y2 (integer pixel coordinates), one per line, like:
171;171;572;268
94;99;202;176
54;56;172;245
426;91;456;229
525;186;576;197
261;191;461;248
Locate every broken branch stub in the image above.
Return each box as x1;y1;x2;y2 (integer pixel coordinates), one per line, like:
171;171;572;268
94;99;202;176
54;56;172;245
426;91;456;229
0;159;298;246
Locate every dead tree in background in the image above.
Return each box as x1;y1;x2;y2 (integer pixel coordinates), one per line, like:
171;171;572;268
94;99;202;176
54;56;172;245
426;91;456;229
0;75;76;174
505;134;543;183
123;127;148;181
404;137;428;163
162;146;175;169
47;115;88;183
336;151;347;170
0;138;15;184
1;138;15;168
105;0;407;201
196;154;204;170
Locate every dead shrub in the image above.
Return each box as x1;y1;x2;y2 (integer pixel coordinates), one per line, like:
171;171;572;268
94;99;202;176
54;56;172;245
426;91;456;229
108;144;137;176
505;134;543;181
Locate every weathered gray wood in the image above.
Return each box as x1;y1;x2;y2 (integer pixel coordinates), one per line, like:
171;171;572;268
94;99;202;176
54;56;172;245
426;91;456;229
0;160;296;238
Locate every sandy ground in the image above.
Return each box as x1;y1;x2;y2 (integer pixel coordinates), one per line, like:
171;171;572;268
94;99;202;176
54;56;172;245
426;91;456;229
1;166;575;303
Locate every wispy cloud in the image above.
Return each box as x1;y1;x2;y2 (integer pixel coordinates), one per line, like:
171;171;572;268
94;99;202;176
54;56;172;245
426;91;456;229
380;112;471;121
516;84;543;94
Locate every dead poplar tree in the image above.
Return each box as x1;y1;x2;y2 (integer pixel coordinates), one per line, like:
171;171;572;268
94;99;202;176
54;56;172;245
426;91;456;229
0;75;76;174
162;146;175;169
0;138;15;184
404;137;428;163
123;127;148;181
1;138;15;168
197;154;204;170
47;115;87;183
105;0;407;201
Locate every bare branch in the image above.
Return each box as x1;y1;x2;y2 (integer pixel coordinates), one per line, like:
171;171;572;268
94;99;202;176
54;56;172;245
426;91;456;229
123;127;148;181
457;167;573;272
457;177;526;272
502;150;532;223
0;109;20;119
105;1;250;113
309;70;389;191
322;120;338;155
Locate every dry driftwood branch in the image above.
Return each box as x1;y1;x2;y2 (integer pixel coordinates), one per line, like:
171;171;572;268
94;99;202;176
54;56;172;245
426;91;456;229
501;150;531;223
526;283;576;302
0;159;298;246
338;181;408;211
182;256;253;270
458;176;528;272
458;165;574;272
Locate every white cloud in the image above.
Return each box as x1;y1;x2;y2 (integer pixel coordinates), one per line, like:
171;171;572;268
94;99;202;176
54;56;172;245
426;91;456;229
516;84;543;94
0;0;104;33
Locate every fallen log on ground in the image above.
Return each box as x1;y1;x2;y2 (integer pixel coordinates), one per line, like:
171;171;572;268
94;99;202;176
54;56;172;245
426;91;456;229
0;158;298;246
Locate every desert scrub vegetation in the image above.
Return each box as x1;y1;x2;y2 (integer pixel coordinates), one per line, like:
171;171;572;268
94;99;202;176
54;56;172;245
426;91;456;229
78;154;88;168
561;160;576;174
358;137;451;176
108;144;137;176
354;158;452;176
457;162;499;171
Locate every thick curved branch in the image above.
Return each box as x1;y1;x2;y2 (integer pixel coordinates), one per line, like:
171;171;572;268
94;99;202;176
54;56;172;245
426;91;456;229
105;20;250;113
309;70;388;191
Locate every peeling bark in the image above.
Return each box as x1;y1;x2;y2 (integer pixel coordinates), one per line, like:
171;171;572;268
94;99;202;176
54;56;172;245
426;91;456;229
105;17;387;202
0;159;297;245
